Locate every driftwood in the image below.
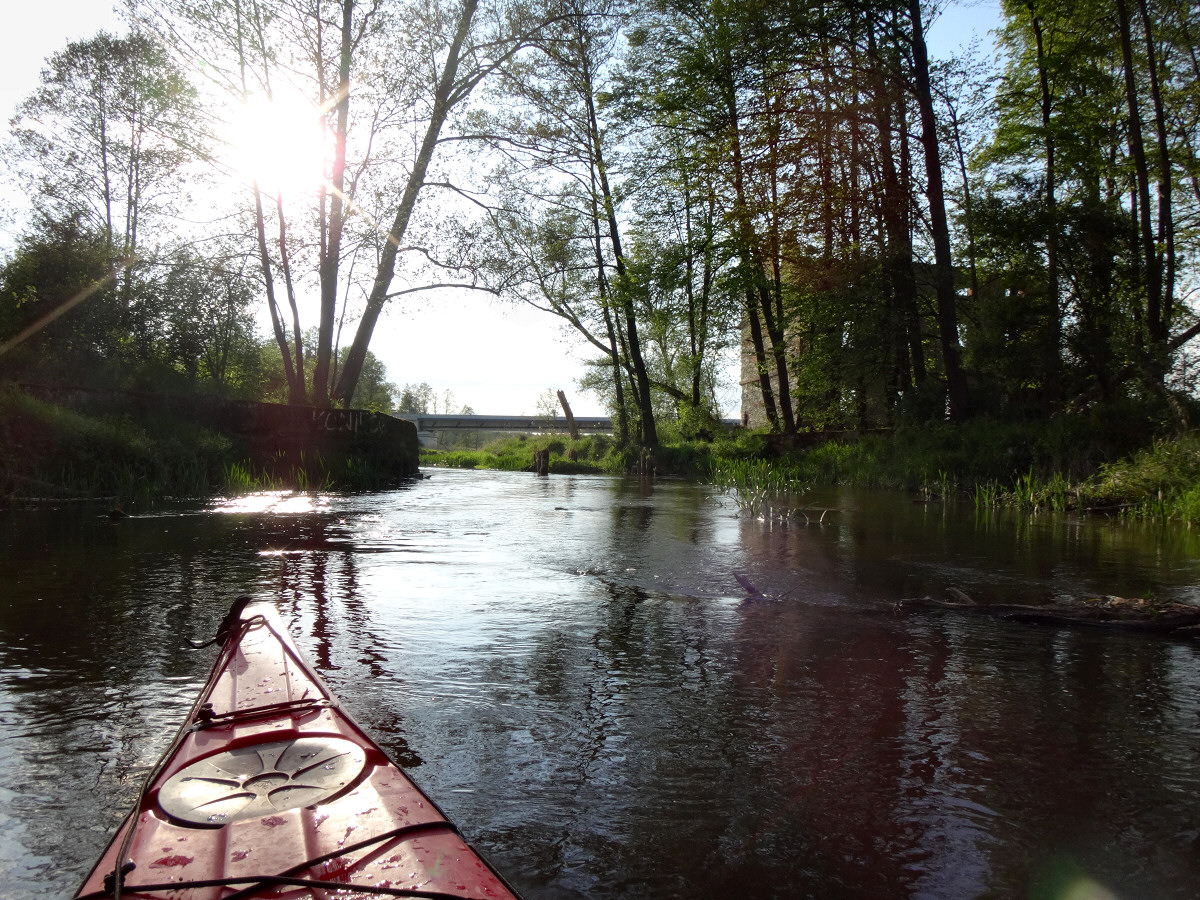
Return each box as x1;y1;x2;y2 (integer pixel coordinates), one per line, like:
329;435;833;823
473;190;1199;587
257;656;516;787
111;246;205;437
734;573;772;600
897;591;1200;637
556;390;578;440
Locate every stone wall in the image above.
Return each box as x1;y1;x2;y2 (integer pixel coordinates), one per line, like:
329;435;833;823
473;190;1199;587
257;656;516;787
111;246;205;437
208;401;420;482
740;323;803;429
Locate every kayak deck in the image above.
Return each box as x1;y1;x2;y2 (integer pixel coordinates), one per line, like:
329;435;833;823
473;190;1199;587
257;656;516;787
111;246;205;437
77;601;521;900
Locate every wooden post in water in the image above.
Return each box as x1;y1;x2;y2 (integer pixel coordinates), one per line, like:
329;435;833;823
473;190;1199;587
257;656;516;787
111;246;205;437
637;447;654;477
533;448;550;476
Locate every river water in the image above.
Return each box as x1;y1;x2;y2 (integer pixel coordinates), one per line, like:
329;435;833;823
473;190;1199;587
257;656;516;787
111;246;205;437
2;469;1200;899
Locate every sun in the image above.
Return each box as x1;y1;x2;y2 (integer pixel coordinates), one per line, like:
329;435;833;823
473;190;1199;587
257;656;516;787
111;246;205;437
227;89;329;198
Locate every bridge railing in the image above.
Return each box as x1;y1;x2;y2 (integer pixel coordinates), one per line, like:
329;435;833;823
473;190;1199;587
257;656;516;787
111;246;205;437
392;414;613;434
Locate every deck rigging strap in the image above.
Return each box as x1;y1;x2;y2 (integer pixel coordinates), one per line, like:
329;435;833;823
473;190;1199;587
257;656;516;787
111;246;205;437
81;821;465;899
190;694;331;730
90;876;478;899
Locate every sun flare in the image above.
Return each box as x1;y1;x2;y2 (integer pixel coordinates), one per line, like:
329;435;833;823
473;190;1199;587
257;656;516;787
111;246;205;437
227;90;328;197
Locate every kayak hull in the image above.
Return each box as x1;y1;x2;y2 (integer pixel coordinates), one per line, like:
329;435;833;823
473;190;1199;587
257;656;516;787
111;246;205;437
77;602;520;900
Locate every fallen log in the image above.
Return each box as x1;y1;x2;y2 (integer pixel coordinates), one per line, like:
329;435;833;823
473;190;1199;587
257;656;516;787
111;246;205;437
896;591;1200;637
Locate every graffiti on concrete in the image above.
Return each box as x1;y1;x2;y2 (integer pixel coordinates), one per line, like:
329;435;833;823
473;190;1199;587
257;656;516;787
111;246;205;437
310;408;387;436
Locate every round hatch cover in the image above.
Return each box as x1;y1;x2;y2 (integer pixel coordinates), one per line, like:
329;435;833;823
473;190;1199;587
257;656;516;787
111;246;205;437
158;736;366;826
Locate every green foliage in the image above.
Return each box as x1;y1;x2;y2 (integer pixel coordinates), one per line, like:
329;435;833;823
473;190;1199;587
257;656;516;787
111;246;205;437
420;433;619;474
964;432;1200;526
0;385;416;504
256;333;399;412
706;404;1186;501
0;221;266;397
422;451;481;470
656;404;725;442
9;32;200;248
0;217;121;381
343;349;397;413
0;384;232;505
396;382;433;414
1077;434;1200;519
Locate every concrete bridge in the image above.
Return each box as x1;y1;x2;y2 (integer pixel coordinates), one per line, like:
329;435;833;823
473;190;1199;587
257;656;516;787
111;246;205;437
392;413;613;448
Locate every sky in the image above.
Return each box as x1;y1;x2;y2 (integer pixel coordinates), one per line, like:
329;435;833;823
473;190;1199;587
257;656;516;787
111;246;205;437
0;0;1003;419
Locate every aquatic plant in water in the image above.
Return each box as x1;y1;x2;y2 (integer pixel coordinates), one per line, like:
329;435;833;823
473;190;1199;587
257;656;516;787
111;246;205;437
710;459;814;520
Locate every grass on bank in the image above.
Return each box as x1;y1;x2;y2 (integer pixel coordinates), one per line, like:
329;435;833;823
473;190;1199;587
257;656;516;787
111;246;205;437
717;424;1200;527
420;434;617;474
419;424;775;476
222;451;337;493
1;384;231;504
1048;433;1200;524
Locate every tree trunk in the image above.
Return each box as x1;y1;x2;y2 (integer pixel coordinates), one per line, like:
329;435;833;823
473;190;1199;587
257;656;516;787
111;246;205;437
1028;8;1061;398
1115;0;1164;366
762;82;796;434
253;186;303;403
869;23;918;400
557;390;578;440
334;0;478;407
909;0;968;419
945;100;979;309
897;96;926;385
589;180;629;444
588;174;633;444
277;192;304;385
582;61;657;447
1137;0;1176;344
746;291;780;430
722;44;789;433
315;0;355;407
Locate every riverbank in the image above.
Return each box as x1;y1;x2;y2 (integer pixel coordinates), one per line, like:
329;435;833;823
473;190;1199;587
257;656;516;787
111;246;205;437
0;384;418;505
421;406;1200;526
7;381;1198;525
709;424;1200;527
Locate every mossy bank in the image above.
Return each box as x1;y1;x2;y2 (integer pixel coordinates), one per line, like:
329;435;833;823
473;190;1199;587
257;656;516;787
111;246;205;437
0;383;418;506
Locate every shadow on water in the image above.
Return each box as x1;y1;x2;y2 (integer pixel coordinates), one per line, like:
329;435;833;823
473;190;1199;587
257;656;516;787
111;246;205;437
2;472;1200;898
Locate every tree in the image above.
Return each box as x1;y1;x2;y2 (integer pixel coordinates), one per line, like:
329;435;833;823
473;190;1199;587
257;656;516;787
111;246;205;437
342;346;397;412
470;0;662;445
132;250;264;394
397;381;435;413
908;0;969;419
628;0;799;433
0;217;119;382
985;0;1200;405
1;29;270;396
9;32;199;268
145;0;546;411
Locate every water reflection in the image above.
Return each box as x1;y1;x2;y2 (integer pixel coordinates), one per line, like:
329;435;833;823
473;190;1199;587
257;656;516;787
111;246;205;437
1;473;1199;898
212;491;330;516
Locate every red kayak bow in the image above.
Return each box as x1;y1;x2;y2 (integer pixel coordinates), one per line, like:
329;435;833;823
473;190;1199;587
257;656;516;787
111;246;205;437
77;599;522;900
